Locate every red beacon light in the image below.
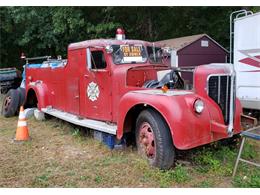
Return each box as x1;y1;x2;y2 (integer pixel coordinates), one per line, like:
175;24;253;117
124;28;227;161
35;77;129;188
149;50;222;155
115;28;126;40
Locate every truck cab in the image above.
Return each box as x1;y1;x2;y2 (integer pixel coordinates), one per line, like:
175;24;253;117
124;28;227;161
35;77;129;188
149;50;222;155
24;28;242;169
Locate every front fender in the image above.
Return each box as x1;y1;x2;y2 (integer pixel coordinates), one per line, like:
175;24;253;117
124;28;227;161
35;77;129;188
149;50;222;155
117;90;212;150
27;82;49;109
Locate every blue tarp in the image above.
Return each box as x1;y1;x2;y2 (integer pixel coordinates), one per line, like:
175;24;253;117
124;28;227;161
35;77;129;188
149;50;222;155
27;62;61;68
27;63;43;68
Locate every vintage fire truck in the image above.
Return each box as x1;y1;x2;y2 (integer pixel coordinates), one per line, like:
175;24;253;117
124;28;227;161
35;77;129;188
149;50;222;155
21;29;242;169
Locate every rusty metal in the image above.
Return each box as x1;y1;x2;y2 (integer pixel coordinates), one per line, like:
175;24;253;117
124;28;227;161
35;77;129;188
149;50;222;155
139;122;155;158
241;113;258;130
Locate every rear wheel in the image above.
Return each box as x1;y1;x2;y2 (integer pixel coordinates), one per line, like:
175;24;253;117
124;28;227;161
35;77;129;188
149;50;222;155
1;89;20;117
136;109;175;169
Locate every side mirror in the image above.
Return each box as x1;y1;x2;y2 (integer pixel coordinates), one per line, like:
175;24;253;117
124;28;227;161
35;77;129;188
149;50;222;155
162;47;172;55
105;45;113;53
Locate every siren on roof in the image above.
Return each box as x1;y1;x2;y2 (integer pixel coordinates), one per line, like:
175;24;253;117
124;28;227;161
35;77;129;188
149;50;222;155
115;28;125;40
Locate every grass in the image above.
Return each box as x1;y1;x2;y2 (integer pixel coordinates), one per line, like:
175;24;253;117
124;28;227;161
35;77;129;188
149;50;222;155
193;145;236;176
233;170;260;187
34;173;51;187
190;141;260;187
0;97;259;187
193;180;215;188
138;163;190;188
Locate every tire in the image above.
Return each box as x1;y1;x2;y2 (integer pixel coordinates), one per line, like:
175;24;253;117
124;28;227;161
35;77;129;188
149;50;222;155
1;89;20;117
135;109;175;169
17;87;26;107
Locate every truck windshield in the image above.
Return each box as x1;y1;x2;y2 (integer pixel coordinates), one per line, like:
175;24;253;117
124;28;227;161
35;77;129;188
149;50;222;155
147;46;163;64
111;44;147;64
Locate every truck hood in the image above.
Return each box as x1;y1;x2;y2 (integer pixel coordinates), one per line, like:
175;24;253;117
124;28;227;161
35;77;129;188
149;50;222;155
113;63;169;72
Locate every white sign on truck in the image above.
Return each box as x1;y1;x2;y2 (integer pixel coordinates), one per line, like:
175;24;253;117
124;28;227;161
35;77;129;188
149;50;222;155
234;12;260;110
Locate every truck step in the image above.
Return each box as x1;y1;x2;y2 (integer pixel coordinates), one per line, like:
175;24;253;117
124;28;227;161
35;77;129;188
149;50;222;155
41;108;117;135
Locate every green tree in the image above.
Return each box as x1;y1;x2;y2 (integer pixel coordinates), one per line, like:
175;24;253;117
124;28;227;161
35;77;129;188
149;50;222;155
1;6;259;69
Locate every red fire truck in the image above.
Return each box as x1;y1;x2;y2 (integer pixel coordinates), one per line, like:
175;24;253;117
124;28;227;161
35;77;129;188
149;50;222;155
23;29;242;169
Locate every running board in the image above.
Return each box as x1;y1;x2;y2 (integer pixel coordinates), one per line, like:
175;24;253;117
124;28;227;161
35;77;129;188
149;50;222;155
41;108;117;135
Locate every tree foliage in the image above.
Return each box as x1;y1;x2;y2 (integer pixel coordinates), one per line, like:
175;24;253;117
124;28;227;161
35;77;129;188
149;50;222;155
0;6;259;69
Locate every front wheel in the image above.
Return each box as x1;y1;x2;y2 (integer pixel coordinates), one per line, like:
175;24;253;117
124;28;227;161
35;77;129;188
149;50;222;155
135;109;175;169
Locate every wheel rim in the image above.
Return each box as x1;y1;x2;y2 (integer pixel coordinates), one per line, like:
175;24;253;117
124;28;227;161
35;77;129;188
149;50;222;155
4;96;12;112
138;122;155;159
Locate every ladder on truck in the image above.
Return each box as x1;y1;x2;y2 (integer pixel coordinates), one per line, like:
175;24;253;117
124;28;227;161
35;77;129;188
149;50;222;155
229;10;253;63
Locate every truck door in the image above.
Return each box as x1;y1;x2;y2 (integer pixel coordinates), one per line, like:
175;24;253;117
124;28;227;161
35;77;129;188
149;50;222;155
80;48;112;121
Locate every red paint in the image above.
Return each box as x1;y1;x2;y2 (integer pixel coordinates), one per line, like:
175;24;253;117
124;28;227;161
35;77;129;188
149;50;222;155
25;38;242;150
239;55;260;68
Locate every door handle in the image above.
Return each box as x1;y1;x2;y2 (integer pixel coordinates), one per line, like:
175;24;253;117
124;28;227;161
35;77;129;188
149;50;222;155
75;95;79;99
84;74;89;78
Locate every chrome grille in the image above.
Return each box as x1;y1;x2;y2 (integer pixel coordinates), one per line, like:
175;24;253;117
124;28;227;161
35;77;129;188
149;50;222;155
208;75;231;124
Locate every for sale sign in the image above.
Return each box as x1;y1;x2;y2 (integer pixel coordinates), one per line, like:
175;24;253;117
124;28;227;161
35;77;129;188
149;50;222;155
120;45;143;62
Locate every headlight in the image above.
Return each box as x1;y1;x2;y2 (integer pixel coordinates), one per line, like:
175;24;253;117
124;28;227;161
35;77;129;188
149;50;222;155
194;99;204;114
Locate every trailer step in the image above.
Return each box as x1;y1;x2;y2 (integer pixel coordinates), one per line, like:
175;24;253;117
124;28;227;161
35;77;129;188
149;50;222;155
41;108;117;135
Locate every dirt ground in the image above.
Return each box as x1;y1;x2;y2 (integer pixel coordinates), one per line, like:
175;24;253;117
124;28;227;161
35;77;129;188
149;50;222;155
0;95;259;187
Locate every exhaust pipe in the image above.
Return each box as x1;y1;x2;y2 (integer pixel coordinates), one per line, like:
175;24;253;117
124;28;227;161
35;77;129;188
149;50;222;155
227;65;235;136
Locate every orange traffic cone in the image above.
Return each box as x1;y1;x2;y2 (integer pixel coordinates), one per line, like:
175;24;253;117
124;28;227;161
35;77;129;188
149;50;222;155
15;106;30;141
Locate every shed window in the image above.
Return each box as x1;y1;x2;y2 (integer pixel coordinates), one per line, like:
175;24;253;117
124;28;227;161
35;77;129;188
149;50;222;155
201;40;209;47
91;51;107;69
